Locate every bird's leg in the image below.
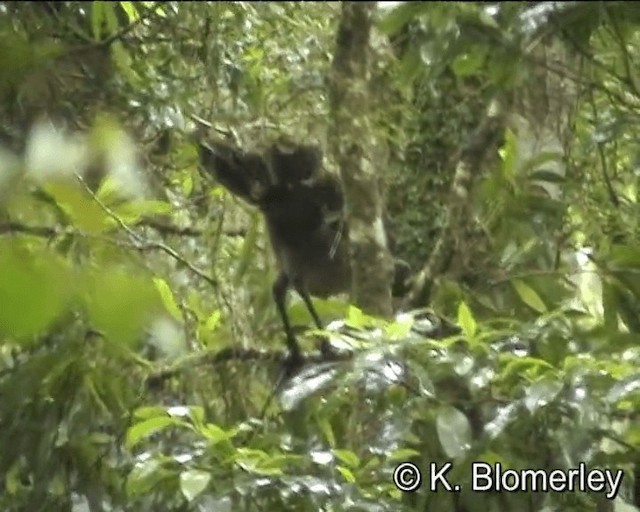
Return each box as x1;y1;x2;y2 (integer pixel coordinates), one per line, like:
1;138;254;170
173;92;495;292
293;281;323;330
273;272;302;365
293;281;335;358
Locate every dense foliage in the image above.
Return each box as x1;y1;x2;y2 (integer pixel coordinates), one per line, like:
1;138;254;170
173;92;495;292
1;2;640;511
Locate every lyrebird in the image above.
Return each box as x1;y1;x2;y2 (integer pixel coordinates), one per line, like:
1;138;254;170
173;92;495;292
197;136;410;364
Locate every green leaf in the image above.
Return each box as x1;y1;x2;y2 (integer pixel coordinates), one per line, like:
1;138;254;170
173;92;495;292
347;306;366;327
111;41;141;88
512;279;547;313
457;301;477;337
180;470;211;502
188;406;205;426
397;46;422;87
120;1;139;23
234;213;260;282
236;449;284;476
451;47;487;77
436;405;471;459
86;269;163;346
133;406;167;420
333;449;360;469
181;174;194;197
126;458;166;496
336;466;356;483
501;356;554;382
116;200;173;224
105;2;120;32
126;416;179;449
43;180;112;234
607;374;640;403
388;448;421;462
0;241;73;340
500;128;518;183
318;416;336;448
91;2;105;41
378;3;425;35
202;423;237;444
204;310;222;332
609;244;640;269
153;277;182;322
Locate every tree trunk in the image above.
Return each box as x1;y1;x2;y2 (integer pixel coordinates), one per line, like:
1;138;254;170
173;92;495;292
329;2;394;318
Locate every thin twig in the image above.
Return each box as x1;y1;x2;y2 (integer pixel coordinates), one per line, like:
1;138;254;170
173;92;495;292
75;174;219;289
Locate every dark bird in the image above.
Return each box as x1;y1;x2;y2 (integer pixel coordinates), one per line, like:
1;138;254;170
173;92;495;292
197;137;410;364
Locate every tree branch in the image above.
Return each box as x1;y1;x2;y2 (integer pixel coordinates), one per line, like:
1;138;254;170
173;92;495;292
402;98;507;308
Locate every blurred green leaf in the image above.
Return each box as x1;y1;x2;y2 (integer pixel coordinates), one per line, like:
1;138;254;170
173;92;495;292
451;47;487;77
0;241;74;340
512;279;547;313
43;180;112;233
86;269;163;346
91;2;106;41
378;3;426;36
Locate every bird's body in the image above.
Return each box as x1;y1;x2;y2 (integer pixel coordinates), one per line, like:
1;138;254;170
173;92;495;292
261;177;351;300
197;137;409;365
266;208;351;299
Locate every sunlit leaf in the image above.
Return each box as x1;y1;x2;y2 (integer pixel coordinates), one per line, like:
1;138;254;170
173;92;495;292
133;406;167;420
607;374;640;403
126;459;165;496
180;470;211;502
347;306;366;327
181;174;194;197
126;416;179;449
333;449;360;469
204;310;222;331
153;277;182;322
436;405;471;458
457;301;477;337
500;128;518;182
524;377;562;412
120;1;139;22
336;466;356;484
